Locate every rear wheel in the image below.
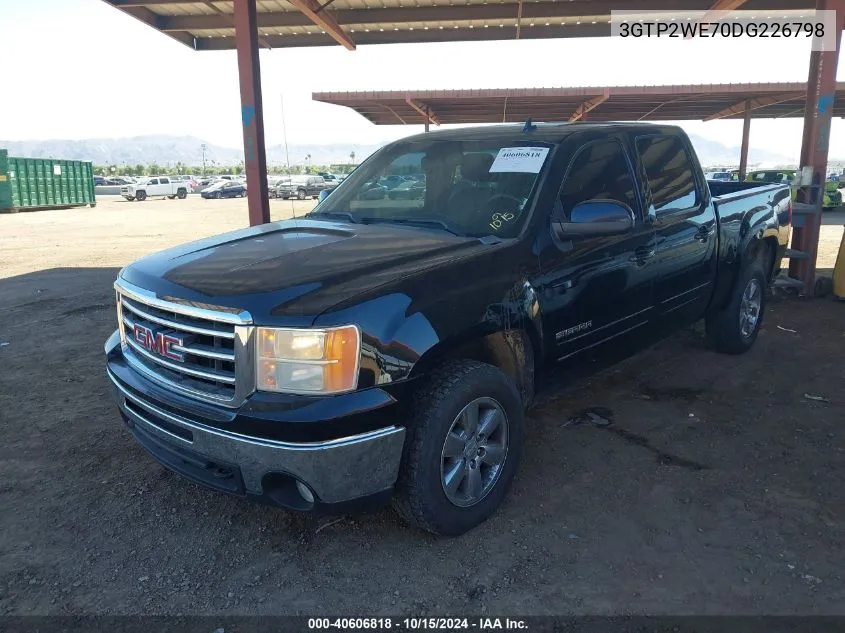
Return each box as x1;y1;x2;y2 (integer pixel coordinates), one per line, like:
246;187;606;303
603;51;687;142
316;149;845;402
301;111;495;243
176;188;187;199
706;257;767;354
136;191;147;201
393;360;524;536
167;195;176;200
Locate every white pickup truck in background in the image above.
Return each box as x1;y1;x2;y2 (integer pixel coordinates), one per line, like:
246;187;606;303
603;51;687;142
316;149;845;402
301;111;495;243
120;177;189;202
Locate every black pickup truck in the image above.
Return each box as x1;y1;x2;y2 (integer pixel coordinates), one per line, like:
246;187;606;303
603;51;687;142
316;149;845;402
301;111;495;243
105;123;791;536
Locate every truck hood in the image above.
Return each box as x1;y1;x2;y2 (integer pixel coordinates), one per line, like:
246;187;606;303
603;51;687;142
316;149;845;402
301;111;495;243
119;218;487;325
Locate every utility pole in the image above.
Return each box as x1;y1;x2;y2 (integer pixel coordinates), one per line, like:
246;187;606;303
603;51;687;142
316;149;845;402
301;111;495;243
201;143;207;176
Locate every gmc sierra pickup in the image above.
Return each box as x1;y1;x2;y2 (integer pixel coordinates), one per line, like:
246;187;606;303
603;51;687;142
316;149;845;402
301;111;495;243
105;123;791;535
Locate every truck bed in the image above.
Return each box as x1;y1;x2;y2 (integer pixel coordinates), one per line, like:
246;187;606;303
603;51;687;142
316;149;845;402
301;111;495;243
707;180;791;227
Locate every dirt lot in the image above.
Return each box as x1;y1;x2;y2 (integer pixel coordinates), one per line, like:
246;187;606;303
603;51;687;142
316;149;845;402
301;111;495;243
0;197;844;615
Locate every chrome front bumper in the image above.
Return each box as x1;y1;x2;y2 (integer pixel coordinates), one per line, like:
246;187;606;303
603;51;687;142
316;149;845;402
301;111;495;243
107;368;406;505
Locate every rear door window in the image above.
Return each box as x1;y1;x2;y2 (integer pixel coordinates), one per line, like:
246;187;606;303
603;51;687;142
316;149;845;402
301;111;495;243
636;135;700;215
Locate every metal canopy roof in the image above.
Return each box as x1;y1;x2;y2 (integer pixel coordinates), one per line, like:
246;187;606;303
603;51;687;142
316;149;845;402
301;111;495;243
102;0;817;51
312;83;845;124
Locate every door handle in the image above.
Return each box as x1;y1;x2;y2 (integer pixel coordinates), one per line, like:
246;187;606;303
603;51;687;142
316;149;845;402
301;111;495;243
630;247;656;264
694;226;714;242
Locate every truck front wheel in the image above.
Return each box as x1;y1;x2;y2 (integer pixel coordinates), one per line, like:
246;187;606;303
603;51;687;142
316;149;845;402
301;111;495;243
393;360;524;536
706;259;767;354
136;191;147;201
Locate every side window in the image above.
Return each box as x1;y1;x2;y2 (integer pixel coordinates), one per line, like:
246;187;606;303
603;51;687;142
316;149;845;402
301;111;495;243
148;178;158;185
558;139;637;218
159;177;169;184
636;135;699;215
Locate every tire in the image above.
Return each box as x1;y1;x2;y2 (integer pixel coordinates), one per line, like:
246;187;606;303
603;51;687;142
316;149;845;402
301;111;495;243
177;188;187;199
393;360;524;536
136;191;147;201
705;256;767;355
215;192;222;199
297;188;307;200
124;197;135;202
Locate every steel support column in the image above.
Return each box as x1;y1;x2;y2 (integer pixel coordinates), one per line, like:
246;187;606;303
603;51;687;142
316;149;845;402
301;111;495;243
234;0;270;226
739;100;751;180
789;0;845;292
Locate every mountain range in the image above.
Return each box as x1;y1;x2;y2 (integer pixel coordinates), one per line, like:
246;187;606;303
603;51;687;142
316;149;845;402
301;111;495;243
0;133;800;168
0;135;378;168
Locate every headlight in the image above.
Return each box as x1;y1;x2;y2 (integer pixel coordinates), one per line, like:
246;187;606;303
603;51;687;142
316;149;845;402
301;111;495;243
256;325;361;394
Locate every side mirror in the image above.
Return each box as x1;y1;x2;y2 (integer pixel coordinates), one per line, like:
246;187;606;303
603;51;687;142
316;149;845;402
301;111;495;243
552;200;635;239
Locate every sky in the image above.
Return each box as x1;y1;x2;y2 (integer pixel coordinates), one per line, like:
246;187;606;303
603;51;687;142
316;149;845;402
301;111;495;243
3;0;845;162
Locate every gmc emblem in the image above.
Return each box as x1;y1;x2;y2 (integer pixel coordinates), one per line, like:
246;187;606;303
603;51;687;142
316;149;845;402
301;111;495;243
133;324;184;362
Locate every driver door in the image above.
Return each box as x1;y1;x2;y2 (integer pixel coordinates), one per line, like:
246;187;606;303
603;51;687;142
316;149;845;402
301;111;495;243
535;136;657;360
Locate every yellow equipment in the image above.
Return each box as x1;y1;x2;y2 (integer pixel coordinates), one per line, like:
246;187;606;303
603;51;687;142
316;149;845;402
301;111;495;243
834;225;845;301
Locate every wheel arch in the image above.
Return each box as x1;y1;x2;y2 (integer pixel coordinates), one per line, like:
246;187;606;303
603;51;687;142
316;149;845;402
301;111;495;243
409;328;538;408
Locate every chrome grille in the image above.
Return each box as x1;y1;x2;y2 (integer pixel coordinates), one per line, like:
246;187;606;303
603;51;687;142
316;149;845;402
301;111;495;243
115;279;253;406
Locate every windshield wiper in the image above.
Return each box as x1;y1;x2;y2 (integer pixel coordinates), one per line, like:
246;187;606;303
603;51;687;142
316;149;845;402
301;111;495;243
306;211;359;224
360;216;463;237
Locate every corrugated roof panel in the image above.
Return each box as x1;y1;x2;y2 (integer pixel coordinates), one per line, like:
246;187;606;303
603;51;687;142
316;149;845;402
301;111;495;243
152;3;221;17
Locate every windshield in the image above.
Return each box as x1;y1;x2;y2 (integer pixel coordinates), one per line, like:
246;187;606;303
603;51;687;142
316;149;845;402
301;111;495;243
311;138;553;238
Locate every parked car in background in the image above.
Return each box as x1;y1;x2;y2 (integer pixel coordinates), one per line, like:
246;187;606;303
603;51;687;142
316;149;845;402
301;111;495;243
317;172;343;189
746;169;842;210
201;180;247;199
173;175;199;191
104;176;134;186
93;176;107;186
120;177;189;202
197;177;219;188
704;171;732;181
276;175;327;199
387;176;426;200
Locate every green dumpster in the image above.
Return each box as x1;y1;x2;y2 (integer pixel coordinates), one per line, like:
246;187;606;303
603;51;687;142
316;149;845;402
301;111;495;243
0;149;96;213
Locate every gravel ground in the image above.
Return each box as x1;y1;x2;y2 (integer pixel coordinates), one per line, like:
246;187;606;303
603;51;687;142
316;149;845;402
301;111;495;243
0;198;843;615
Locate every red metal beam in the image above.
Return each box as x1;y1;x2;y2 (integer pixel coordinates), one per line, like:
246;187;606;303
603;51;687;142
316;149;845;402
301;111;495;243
286;0;356;50
100;1;196;49
234;0;270;226
569;92;609;122
405;98;440;125
703;92;803;120
789;0;845;294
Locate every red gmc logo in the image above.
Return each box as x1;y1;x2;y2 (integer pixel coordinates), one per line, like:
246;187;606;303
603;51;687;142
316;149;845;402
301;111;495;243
133;324;184;362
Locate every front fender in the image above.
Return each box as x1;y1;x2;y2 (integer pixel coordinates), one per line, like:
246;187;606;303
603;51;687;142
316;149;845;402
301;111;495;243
313;279;543;402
